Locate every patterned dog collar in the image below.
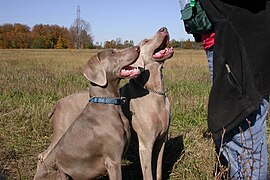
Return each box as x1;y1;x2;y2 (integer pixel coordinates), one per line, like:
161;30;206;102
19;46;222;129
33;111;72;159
89;96;127;105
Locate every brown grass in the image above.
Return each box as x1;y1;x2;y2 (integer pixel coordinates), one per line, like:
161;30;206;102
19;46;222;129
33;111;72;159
0;49;269;179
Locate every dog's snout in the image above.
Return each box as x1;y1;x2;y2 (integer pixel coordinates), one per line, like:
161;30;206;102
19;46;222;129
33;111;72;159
134;46;140;52
159;27;168;33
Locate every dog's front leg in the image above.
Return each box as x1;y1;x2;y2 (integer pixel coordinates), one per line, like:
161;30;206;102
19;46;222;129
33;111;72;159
105;158;122;180
154;138;166;180
138;136;155;180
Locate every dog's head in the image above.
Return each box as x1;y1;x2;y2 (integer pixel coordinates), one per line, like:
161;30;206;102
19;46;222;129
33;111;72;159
134;27;174;67
83;46;141;86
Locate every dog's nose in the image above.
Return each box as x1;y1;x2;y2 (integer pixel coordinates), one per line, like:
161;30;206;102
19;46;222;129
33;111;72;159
134;46;140;52
159;27;168;32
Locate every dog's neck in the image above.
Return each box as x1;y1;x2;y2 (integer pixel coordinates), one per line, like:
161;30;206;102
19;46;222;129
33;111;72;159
89;79;121;98
135;62;165;95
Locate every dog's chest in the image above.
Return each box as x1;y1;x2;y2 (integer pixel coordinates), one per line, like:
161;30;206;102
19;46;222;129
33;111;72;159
130;95;170;128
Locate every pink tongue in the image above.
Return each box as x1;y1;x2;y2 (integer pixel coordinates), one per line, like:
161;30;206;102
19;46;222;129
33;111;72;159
153;48;167;58
153;53;163;58
159;49;166;54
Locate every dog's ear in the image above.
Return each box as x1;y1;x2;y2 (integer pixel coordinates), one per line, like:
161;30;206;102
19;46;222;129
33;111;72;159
83;55;107;86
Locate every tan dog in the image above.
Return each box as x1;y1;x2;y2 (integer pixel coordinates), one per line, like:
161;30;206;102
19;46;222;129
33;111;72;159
40;27;173;180
34;46;141;180
121;27;173;180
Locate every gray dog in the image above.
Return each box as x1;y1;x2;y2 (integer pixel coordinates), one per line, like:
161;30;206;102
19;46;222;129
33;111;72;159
121;27;173;180
38;27;173;180
34;46;141;179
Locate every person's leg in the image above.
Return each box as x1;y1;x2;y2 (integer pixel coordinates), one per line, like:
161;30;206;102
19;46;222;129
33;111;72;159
205;46;214;82
215;96;269;179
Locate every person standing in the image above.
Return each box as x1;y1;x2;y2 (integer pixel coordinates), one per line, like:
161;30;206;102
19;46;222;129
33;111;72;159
201;33;215;82
179;0;215;82
199;0;270;179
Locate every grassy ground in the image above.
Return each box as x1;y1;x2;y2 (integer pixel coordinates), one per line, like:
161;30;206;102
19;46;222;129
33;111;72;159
0;49;269;179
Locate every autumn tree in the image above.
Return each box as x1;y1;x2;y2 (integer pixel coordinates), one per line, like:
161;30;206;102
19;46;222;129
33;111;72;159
103;38;134;49
104;40;116;49
56;36;63;49
169;39;181;48
0;23;32;48
31;24;71;49
184;39;192;49
31;24;51;48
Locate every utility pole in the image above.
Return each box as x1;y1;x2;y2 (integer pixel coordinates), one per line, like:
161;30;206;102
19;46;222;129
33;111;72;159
76;5;81;49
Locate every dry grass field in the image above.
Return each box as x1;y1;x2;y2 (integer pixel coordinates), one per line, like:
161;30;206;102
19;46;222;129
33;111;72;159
0;49;269;179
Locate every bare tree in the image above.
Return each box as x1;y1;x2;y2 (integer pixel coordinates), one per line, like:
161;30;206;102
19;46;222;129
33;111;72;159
70;6;94;49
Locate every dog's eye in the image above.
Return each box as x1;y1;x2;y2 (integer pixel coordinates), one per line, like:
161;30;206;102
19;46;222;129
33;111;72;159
142;39;150;45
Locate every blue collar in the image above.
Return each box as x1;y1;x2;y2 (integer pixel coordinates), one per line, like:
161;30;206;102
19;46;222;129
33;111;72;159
89;96;127;105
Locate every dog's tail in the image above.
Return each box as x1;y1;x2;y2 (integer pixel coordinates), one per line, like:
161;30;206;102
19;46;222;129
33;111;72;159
47;101;60;119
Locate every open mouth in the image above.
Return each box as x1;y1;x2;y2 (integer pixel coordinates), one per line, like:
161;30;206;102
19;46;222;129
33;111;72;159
153;36;174;59
120;66;141;78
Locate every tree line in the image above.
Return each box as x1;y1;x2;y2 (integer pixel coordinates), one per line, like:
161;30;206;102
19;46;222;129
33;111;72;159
0;23;94;49
0;23;201;49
